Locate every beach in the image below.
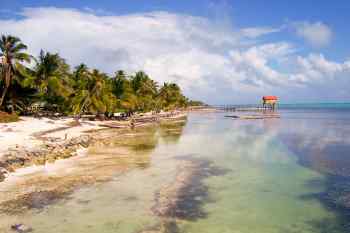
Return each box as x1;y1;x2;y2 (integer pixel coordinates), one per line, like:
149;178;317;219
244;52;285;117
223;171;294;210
0;112;186;181
0;117;103;155
1;1;349;232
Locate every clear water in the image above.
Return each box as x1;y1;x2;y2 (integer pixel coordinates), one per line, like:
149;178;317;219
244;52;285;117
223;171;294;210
0;110;349;233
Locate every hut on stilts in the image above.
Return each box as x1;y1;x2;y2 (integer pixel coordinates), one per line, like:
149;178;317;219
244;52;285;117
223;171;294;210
262;96;278;111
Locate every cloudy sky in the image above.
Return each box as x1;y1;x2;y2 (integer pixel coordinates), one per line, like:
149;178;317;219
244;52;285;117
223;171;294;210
1;0;349;104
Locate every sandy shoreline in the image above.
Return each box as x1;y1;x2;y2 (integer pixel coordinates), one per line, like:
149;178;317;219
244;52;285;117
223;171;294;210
0;117;103;155
0;112;187;182
0;114;191;218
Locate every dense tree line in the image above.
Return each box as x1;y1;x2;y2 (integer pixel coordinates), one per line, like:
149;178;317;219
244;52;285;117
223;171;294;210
0;35;191;115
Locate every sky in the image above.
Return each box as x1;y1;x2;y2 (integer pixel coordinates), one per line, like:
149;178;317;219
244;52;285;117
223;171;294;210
1;0;349;104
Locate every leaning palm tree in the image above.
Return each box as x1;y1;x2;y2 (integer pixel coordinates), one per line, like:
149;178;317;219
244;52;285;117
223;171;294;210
0;35;31;107
72;69;116;116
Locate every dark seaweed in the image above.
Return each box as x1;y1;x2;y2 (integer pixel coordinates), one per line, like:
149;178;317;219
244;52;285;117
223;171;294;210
299;176;350;232
144;157;230;233
281;132;350;232
0;190;70;214
153;157;229;220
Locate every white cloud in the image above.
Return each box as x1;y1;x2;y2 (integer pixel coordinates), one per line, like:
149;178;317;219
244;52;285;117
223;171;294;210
0;7;348;103
241;27;281;38
297;54;343;76
293;21;332;47
229;42;294;87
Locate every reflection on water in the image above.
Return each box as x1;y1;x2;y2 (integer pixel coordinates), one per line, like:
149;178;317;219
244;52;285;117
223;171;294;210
276;110;350;231
0;120;188;233
277;111;350;177
0;111;350;232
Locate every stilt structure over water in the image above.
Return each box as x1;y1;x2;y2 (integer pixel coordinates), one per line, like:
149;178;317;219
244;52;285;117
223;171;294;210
214;96;279;112
262;96;278;110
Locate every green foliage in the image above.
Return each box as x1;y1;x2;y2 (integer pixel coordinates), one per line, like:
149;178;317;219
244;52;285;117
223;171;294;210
71;69;117;115
158;83;188;110
0;34;193;115
188;100;206;106
30;50;72;111
0;35;32;109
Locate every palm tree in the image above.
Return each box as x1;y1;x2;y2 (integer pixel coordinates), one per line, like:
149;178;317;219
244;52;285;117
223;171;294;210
110;70;139;113
1;36;190;115
73;63;89;84
158;82;187;110
111;70;127;99
0;35;31;107
72;69;116;116
32;50;72;104
130;71;158;111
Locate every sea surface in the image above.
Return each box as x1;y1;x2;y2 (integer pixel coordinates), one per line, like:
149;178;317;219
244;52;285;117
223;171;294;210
1;106;350;233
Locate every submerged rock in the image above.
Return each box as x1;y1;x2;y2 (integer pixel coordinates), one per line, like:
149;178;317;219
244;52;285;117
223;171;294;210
1;190;65;214
11;224;32;233
0;134;93;183
0;172;5;182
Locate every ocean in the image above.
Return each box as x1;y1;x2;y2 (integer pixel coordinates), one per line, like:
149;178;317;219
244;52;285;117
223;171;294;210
0;107;349;232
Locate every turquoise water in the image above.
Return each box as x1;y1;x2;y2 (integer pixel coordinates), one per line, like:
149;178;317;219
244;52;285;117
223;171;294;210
279;102;350;110
0;110;350;232
223;102;350;110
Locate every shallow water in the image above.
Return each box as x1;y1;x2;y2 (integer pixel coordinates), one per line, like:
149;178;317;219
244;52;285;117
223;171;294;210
1;111;350;233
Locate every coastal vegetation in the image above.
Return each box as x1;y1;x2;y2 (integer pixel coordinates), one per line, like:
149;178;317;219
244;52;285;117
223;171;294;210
0;35;192;117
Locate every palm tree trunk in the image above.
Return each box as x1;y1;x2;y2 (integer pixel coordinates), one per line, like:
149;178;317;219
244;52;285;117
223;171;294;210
78;96;90;118
77;84;98;118
0;86;8;107
0;65;12;108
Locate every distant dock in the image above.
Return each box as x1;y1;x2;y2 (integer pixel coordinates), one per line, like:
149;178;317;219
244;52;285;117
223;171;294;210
213;105;268;112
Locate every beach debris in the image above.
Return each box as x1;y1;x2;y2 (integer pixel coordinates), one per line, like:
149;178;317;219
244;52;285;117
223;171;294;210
0;166;10;181
0;172;6;182
11;224;32;233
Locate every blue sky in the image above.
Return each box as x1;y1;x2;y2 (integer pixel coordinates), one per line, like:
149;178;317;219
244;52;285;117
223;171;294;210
2;0;349;60
1;1;350;103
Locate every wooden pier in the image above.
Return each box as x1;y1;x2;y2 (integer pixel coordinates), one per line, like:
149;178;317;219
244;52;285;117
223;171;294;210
213;105;267;112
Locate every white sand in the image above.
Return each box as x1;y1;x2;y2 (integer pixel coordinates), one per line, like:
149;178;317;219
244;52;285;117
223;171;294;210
0;117;66;155
2;148;87;184
0;117;105;158
45;120;105;140
0;112;184;158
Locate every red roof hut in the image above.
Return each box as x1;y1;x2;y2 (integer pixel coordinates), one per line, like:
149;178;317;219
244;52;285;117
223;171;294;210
262;96;278;101
262;96;278;110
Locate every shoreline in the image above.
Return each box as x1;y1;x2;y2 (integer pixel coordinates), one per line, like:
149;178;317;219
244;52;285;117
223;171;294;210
0;112;187;183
